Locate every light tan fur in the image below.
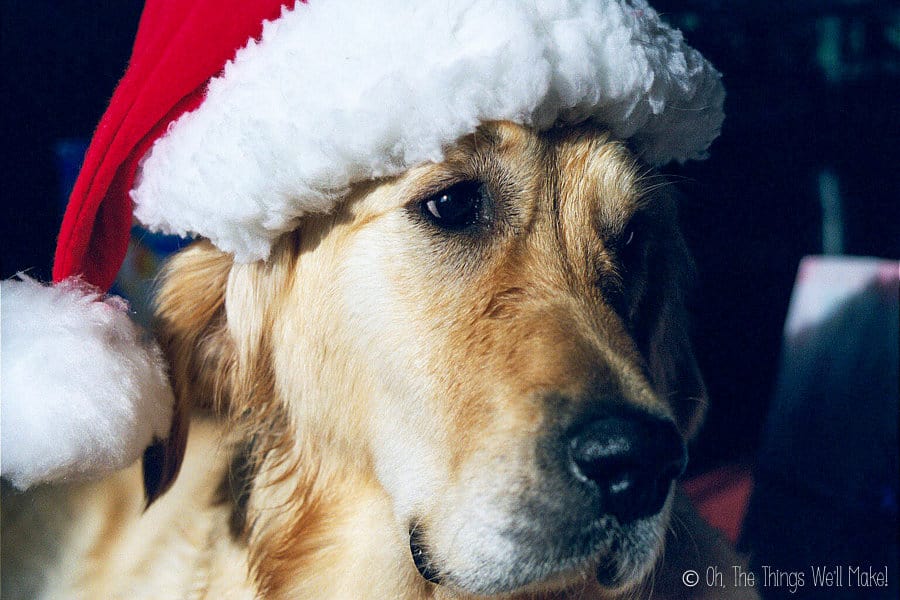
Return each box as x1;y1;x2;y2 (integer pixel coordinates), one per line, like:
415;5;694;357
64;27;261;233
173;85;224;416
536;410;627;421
1;122;757;599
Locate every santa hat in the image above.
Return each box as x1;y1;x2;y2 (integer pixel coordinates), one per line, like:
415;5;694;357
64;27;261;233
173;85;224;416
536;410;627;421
1;0;724;489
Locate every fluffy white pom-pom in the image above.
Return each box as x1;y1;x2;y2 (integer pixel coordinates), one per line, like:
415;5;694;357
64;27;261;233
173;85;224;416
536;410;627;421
1;276;173;489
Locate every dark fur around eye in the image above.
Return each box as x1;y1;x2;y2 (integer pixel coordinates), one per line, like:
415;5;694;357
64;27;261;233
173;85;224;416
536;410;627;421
599;215;653;322
613;217;646;268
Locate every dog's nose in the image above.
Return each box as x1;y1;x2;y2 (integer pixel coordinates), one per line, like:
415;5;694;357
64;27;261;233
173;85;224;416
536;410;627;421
568;413;686;524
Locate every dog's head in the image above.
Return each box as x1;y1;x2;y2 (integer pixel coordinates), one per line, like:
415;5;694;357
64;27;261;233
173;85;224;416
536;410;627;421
152;122;707;596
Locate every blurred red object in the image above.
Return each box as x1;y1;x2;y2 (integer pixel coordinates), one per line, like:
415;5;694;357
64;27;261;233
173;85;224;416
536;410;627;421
683;465;754;545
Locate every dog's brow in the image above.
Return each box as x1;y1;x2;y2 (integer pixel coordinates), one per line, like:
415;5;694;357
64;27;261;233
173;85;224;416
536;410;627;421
473;123;505;148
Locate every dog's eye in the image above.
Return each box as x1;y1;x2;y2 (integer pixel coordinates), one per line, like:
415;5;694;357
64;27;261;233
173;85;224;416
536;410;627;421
615;221;644;268
421;181;488;231
618;224;638;252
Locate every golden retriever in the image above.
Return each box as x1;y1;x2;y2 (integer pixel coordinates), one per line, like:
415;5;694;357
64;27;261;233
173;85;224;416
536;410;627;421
1;122;757;599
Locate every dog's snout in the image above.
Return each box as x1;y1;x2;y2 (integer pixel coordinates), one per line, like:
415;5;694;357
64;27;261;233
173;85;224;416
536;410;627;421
567;413;686;524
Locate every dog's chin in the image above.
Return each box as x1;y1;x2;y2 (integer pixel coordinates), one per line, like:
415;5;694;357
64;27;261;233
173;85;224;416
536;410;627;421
409;509;668;597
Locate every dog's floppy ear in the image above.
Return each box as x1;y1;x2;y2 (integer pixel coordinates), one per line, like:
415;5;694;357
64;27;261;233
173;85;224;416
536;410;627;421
144;241;235;504
643;220;708;441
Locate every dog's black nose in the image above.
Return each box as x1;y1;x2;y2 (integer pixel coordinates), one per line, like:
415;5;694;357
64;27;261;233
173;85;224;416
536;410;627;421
568;413;686;524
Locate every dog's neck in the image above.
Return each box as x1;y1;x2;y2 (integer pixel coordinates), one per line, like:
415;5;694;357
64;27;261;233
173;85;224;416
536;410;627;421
239;436;428;599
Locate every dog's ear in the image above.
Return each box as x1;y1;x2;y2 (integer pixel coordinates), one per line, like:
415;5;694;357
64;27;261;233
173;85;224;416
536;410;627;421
643;221;708;441
145;241;235;504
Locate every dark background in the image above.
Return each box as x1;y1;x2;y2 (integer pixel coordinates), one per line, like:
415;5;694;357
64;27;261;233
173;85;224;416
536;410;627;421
655;0;900;471
2;0;898;561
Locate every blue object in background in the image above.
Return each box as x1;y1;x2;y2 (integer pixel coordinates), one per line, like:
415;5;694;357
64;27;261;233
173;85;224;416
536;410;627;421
741;257;899;599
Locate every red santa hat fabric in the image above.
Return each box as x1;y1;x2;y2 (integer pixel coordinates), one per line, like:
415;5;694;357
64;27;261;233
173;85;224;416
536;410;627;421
2;0;724;489
53;0;288;290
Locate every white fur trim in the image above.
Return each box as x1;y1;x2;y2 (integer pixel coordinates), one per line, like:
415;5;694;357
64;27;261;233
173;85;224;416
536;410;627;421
133;0;724;262
0;276;173;490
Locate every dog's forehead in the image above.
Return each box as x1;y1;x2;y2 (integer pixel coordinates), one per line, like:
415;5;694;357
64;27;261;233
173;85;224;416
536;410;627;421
549;127;648;231
460;122;647;224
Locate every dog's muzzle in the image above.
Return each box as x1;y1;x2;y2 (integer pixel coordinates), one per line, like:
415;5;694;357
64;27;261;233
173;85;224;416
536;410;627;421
406;406;686;592
566;410;687;524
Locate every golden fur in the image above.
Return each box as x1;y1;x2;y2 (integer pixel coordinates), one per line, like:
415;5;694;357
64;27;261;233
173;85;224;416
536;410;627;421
2;122;757;599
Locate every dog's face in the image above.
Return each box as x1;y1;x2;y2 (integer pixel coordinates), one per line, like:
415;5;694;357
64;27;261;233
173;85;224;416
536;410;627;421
155;122;707;597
